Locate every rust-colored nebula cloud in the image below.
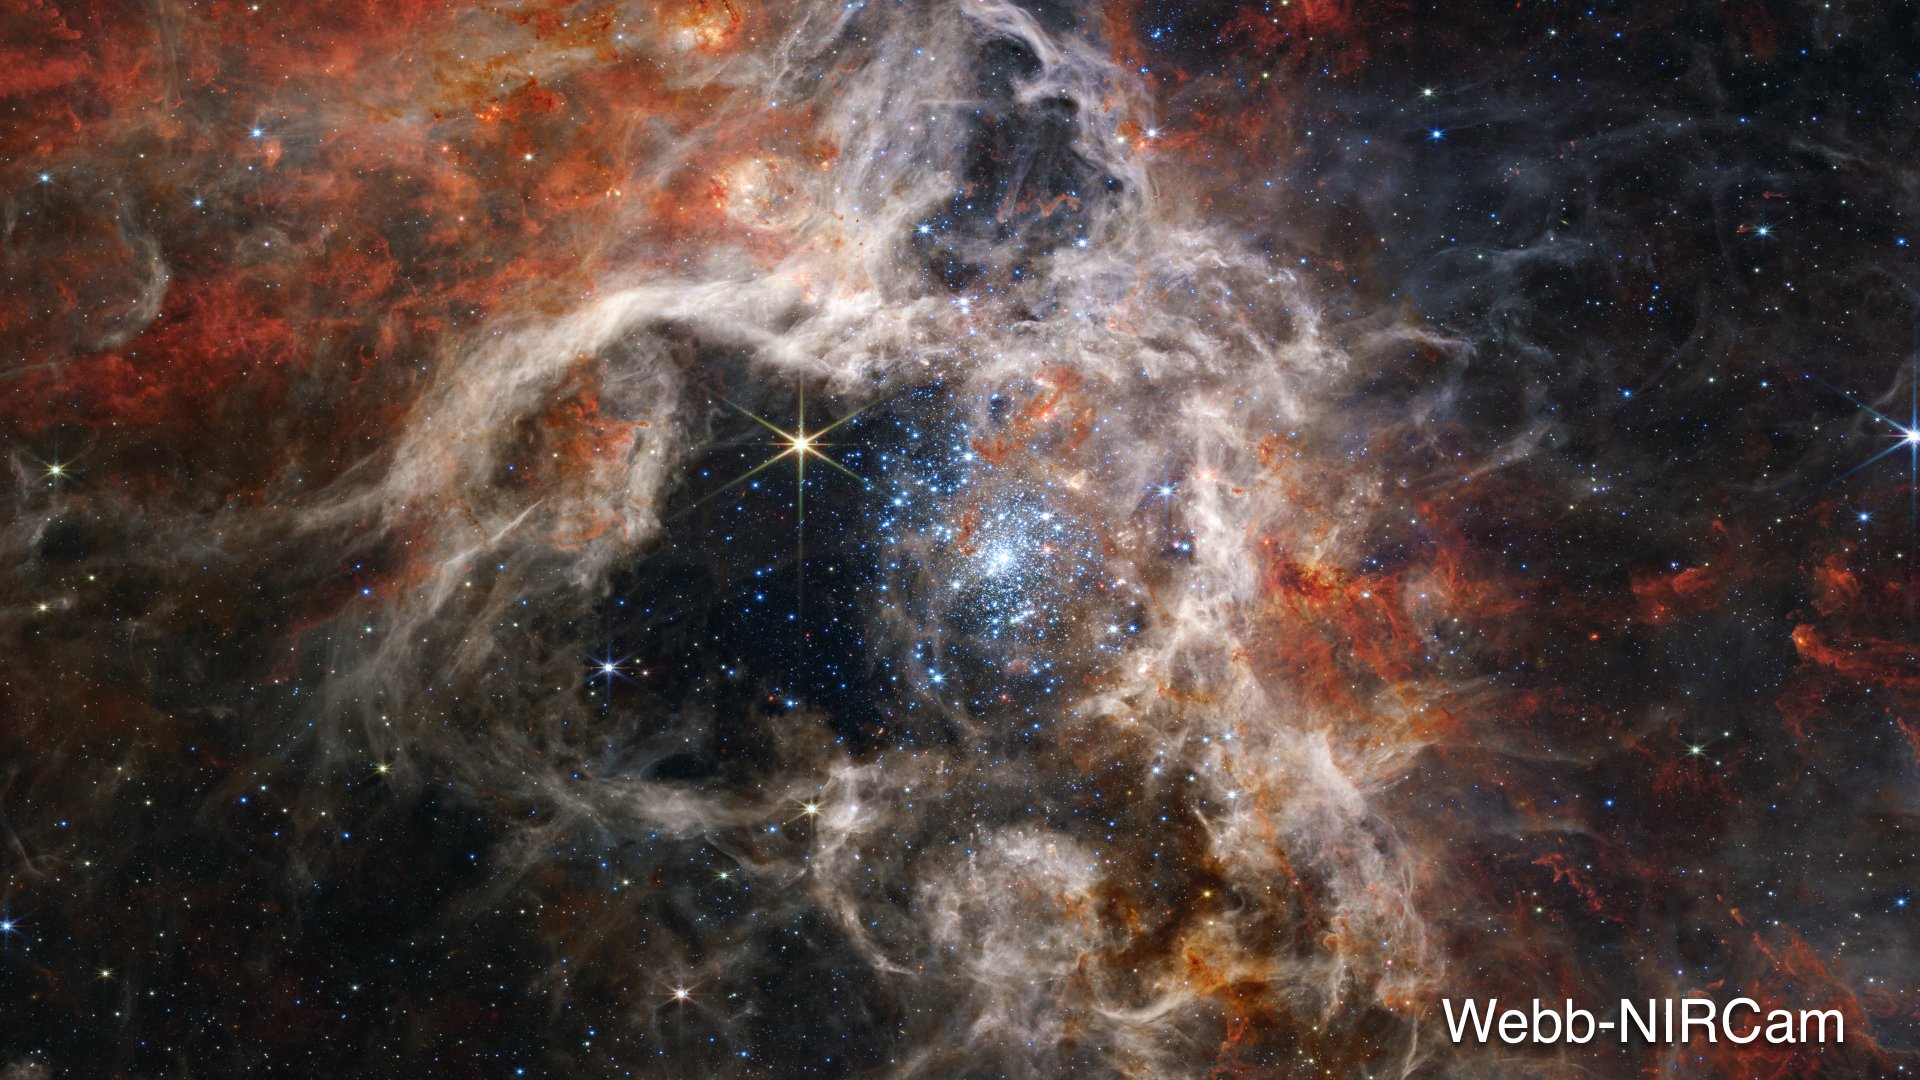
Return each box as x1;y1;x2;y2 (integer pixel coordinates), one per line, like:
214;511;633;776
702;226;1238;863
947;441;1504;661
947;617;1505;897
4;1;1919;1077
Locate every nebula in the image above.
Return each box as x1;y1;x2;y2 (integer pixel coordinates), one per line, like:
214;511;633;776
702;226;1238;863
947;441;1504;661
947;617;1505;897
4;1;1919;1076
